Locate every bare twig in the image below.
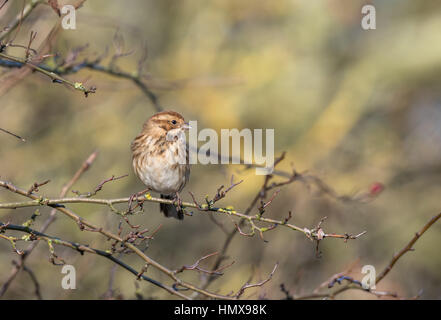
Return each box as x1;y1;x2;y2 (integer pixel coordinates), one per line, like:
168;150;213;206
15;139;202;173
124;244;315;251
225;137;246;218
0;0;8;11
376;212;441;284
0;180;269;300
174;252;234;276
11;261;42;300
72;174;128;198
0;180;365;243
0;222;187;299
26;179;50;195
0;52;96;96
280;283;293;300
0;151;97;298
290;213;441;300
233;263;278;298
0;127;26;141
0;0;34;43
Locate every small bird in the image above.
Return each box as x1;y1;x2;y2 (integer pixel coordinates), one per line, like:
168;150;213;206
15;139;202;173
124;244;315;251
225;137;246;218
131;111;190;219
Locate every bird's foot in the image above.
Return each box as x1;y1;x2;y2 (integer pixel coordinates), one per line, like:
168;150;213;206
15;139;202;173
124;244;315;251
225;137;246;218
128;188;150;213
173;192;183;212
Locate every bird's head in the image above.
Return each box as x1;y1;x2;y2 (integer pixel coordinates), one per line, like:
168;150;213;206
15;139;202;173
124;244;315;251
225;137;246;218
144;111;191;140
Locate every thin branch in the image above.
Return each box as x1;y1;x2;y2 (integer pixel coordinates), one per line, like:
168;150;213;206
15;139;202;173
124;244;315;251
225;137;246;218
375;212;441;284
0;0;8;11
174;252;234;276
0;222;188;299
0;127;26;142
20;263;42;300
290;212;441;300
26;179;50;195
63;61;162;111
0;52;96;96
0;180;365;243
0;0;45;42
233;263;278;299
280;283;293;300
0;151;97;298
72;174;128;198
191;153;360;298
0;180;260;300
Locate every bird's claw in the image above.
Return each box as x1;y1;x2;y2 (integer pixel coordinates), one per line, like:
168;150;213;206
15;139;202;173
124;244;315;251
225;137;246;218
173;192;183;212
128;188;150;213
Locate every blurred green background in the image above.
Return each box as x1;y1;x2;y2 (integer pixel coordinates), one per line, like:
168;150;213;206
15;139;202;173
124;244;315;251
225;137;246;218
1;0;441;299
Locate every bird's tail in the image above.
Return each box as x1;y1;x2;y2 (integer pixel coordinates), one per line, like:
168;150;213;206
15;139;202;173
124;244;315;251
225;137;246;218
160;194;184;220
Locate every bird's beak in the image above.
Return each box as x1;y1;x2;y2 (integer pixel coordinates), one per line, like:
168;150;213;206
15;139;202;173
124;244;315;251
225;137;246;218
181;122;191;130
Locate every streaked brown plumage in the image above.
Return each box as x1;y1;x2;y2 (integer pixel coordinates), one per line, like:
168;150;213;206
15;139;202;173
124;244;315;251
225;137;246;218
131;111;190;219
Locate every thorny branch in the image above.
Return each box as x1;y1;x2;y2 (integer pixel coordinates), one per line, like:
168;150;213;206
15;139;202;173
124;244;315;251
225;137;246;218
0;0;164;106
0;0;45;43
0;0;96;96
174;252;235;276
0;176;286;300
72;174;128;198
0;154;369;300
283;212;441;300
190;153;375;298
0;51;97;96
375;212;441;284
0;222;184;298
0;0;409;301
0;149;422;300
233;263;279;299
0;179;365;243
0;127;26;141
0;150;98;298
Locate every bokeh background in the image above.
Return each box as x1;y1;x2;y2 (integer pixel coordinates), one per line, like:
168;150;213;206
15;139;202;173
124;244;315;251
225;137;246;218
1;0;441;299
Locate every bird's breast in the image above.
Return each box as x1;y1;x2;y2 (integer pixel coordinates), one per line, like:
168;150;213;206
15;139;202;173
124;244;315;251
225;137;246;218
133;136;188;195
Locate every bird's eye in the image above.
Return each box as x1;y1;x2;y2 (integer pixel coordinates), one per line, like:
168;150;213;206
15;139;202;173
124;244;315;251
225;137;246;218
171;120;177;125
